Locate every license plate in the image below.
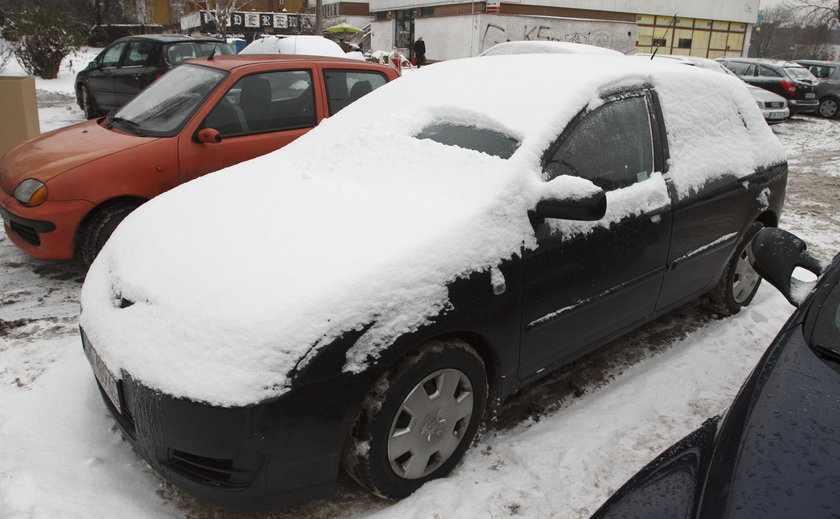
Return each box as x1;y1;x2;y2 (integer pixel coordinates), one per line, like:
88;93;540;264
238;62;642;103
806;93;816;98
82;333;121;413
769;112;786;119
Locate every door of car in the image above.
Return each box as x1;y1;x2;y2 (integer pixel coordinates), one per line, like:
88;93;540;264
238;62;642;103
178;68;319;183
518;91;672;378
111;40;157;108
86;41;128;111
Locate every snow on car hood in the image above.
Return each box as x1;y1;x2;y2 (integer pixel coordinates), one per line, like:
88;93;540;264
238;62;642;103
79;55;786;406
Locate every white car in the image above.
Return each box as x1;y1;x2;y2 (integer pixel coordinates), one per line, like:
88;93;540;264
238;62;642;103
240;35;358;59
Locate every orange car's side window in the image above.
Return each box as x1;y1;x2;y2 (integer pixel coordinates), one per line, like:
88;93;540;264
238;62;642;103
203;70;316;138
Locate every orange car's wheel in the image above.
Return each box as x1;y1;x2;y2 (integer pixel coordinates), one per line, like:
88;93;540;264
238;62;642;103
78;202;140;267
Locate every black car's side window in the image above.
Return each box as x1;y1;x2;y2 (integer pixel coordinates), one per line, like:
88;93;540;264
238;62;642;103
123;41;153;67
758;65;782;77
544;94;654;191
101;42;127;68
724;61;752;76
203;70;316;138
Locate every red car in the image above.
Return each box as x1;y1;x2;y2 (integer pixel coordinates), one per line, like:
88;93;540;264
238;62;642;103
0;55;398;264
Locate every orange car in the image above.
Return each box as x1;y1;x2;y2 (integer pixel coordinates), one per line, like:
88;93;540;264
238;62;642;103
0;55;399;264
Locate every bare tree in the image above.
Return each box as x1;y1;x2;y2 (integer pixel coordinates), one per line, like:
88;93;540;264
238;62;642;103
786;0;840;27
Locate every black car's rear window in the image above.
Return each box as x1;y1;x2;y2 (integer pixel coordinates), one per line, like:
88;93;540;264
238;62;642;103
786;67;814;80
165;42;233;66
415;123;520;159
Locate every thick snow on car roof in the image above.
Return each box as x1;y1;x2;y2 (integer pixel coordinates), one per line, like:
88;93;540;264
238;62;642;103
240;35;347;58
80;54;785;406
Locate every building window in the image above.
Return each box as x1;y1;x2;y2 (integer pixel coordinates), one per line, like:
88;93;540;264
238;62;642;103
420;7;434;17
376;11;388;21
677;38;692;49
652;38;667;47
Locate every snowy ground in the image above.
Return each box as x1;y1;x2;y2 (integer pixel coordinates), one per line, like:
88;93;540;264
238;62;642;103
1;51;839;519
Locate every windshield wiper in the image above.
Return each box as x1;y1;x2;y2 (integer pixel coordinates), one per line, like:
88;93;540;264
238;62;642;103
814;344;840;365
107;116;144;136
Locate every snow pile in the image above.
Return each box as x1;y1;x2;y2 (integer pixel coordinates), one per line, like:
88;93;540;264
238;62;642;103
240;35;349;58
80;54;787;406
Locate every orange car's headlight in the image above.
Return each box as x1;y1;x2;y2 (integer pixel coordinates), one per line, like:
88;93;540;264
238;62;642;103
13;179;48;207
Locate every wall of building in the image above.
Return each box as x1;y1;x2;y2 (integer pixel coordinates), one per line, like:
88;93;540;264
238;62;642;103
635;14;749;58
371;20;396;52
371;0;760;25
372;14;634;59
416;15;476;58
476;15;635;55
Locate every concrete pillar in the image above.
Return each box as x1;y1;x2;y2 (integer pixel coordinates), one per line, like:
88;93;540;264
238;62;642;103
0;76;40;158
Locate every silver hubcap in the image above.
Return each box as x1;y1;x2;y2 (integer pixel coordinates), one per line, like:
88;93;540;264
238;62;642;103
732;247;760;304
819;99;838;118
387;368;474;480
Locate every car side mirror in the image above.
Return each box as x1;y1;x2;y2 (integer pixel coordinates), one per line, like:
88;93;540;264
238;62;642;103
748;227;824;307
196;128;222;144
533;189;607;221
88;60;99;69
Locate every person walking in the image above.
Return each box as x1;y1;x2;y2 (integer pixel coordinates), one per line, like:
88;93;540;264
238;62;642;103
414;36;426;67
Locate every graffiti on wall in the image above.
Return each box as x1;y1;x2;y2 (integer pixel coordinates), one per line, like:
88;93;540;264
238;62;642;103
480;17;635;54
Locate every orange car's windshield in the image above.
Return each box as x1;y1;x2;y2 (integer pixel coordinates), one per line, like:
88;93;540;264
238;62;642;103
109;64;227;137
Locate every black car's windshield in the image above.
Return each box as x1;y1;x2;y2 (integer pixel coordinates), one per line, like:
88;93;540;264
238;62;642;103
110;64;226;137
414;123;520;159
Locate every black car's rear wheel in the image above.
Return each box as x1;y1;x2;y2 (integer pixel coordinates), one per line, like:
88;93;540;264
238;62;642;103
78;85;99;119
707;221;764;315
343;338;487;499
818;97;839;119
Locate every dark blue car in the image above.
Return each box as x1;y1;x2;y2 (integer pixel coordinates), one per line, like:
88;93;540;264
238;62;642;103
592;227;839;519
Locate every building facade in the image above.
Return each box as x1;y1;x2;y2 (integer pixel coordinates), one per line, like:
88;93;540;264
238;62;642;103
368;0;761;61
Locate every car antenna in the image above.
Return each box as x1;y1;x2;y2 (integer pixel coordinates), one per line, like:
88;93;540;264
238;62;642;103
651;14;677;60
208;43;217;61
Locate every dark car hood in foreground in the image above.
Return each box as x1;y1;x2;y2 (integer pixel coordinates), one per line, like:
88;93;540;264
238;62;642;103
594;259;840;519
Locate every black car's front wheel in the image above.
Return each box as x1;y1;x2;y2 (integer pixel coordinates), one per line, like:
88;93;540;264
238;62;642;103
707;221;764;315
343;338;487;499
818;97;839;119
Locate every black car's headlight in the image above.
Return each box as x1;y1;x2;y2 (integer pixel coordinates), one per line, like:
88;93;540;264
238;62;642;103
13;179;48;207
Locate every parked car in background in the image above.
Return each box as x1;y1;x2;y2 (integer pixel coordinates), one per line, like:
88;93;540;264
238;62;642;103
479;40;624;57
718;57;819;114
795;59;840;118
634;54;790;123
1;55;398;265
592;227;838;519
240;35;356;59
79;54;786;509
746;84;790;123
75;34;233;119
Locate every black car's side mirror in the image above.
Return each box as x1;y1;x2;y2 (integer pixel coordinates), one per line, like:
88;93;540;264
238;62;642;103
88;60;99;69
533;189;607;222
749;227;824;307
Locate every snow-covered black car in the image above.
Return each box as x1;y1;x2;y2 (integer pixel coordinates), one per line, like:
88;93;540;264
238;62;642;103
591;227;838;519
79;54;787;509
